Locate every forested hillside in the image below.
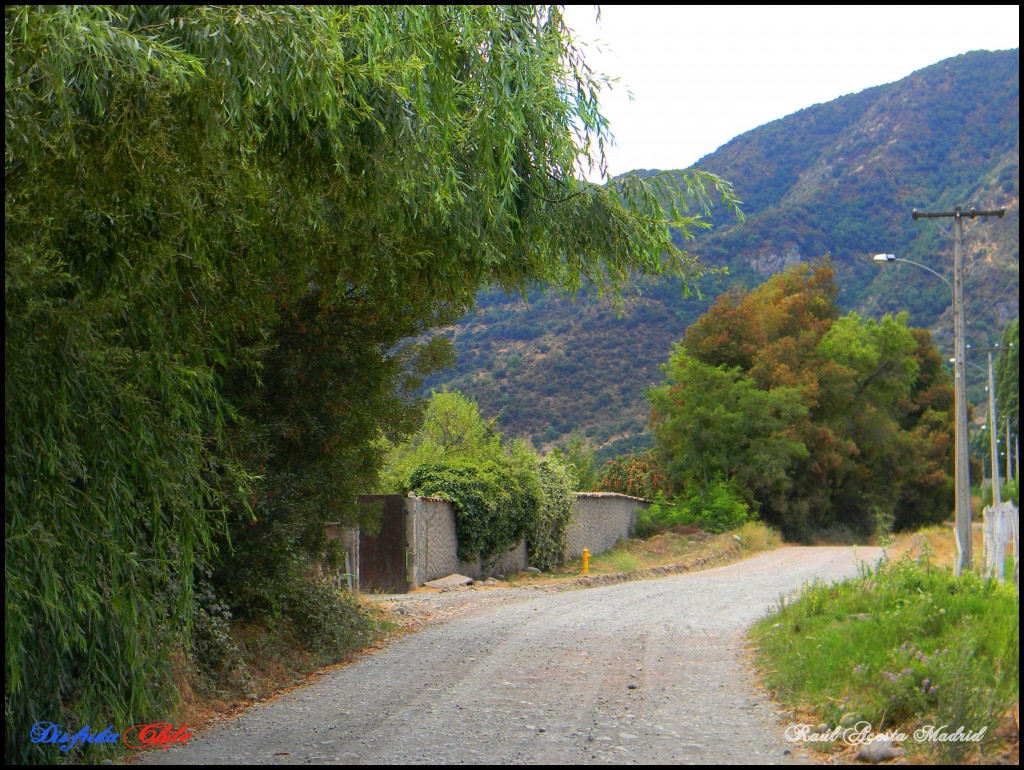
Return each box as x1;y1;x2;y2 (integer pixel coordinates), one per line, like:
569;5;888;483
426;49;1020;457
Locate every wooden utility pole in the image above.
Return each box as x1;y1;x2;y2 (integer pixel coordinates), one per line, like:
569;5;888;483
912;205;1005;575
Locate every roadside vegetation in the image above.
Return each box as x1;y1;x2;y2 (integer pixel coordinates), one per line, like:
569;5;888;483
174;517;781;739
509;521;783;584
750;528;1019;763
6;6;741;763
599;262;965;544
176;586;389;729
6;6;1017;767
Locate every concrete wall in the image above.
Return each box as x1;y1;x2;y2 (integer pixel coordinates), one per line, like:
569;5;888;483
473;540;529;581
406;495;460;586
331;492;650;591
406;495;529;584
565;492;650;561
405;492;650;587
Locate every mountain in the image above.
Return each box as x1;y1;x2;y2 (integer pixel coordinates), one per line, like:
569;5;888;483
424;49;1020;460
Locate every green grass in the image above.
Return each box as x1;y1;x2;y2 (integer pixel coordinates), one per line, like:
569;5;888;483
599;547;642;573
734;521;782;551
750;553;1019;761
509;523;782;586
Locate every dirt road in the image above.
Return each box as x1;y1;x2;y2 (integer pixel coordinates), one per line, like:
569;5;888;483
138;546;883;765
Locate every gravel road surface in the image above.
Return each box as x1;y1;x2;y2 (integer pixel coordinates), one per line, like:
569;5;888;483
138;545;883;765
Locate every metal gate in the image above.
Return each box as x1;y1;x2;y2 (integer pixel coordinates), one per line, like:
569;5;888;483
357;495;408;593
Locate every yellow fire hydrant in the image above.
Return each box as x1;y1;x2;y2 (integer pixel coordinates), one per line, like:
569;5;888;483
581;547;590;575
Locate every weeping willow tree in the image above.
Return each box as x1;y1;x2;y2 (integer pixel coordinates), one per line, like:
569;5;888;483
5;5;738;762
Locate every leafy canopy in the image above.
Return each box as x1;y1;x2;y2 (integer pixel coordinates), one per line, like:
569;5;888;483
376;390;504;493
387;390;577;570
7;7;740;760
648;263;955;540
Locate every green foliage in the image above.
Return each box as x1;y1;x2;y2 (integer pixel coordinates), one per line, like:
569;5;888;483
596;449;665;499
377;390;502;493
275;578;375;657
189;571;375;704
190;580;246;687
600;548;642;574
550;430;599;491
528;458;578;571
632;496;674;538
211;289;452;624
394;390;577;568
818;312;919;408
1004;478;1019;507
407;452;577;570
635;481;752;538
6;5;740;762
648;263;956;540
980;477;1020;508
410;461;538;563
751;556;1018;761
679;480;753;534
994;318;1019;439
649;352;809;496
733;521;783;552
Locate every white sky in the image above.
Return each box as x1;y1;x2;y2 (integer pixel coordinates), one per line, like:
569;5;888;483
563;4;1020;179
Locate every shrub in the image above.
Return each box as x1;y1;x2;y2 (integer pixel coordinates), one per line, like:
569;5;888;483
635;479;752;537
683;479;751;533
751;555;1019;762
190;581;245;686
410;461;538;562
278;577;375;656
528;458;576;571
634;492;682;538
596;449;665;499
734;521;783;551
410;453;577;570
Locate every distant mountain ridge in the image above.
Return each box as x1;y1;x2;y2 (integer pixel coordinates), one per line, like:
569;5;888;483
425;49;1020;459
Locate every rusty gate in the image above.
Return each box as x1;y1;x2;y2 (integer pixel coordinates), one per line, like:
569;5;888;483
357;495;408;593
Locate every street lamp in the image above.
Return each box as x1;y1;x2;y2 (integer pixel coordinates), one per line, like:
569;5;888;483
876;205;1006;575
872;254;953;289
872;248;969;573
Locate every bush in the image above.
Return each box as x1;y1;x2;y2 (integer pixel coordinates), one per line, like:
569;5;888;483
596;449;665;499
634;493;679;538
684;479;752;533
278;577;375;656
190;581;246;687
410;461;538;562
409;453;578;570
193;570;376;694
734;521;783;551
635;479;752;537
751;555;1019;762
528;458;577;571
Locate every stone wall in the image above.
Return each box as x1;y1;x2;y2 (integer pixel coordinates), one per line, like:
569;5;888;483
331;491;650;591
457;540;528;583
565;492;650;560
406;495;460;586
405;495;529;584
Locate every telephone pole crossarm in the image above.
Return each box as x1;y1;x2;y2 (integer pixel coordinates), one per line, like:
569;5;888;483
912;207;1007;219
